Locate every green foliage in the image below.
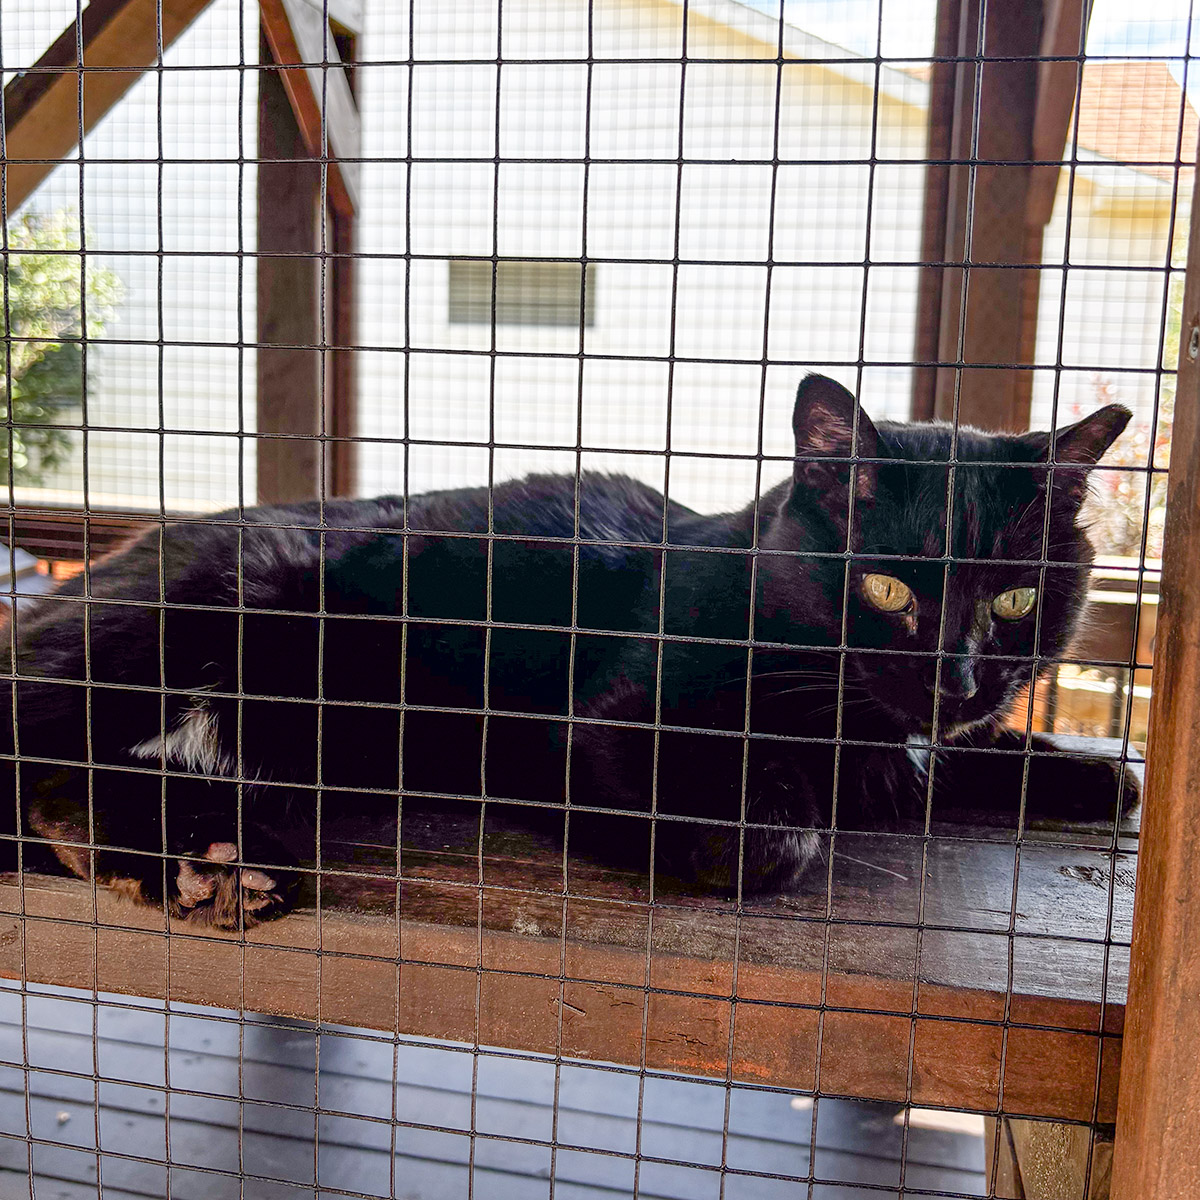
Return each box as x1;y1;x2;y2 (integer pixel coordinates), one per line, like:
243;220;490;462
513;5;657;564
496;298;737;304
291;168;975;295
1;211;122;485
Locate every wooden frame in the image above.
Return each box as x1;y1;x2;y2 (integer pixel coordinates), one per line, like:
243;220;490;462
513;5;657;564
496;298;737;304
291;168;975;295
2;0;360;511
0;783;1139;1131
257;0;360;504
913;0;1089;431
6;5;1200;1195
1109;140;1200;1200
0;0;216;213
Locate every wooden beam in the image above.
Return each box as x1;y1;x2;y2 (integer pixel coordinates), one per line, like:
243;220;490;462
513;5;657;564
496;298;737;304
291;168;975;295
326;214;358;498
295;0;363;36
260;0;360;216
0;739;1141;1123
256;41;325;506
916;0;1090;430
6;508;147;563
257;1;359;505
1;0;215;213
1110;146;1200;1199
988;1117;1113;1199
912;0;964;421
933;0;1044;431
0;823;1129;1123
1028;0;1091;228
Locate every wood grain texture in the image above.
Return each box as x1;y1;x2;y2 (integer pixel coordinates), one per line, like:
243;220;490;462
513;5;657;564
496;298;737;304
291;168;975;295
260;0;360;215
985;1115;1027;1198
0;751;1139;1125
912;0;963;422
992;1117;1113;1200
1028;0;1090;226
255;46;325;507
1110;143;1200;1198
931;0;1046;432
325;200;358;497
256;9;358;505
7;508;149;564
1;0;215;212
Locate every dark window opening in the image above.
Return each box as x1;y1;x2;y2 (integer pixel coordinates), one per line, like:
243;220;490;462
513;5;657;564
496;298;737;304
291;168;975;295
448;259;597;327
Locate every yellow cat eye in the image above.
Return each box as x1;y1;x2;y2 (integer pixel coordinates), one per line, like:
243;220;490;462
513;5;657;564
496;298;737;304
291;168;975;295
862;573;914;614
992;587;1038;621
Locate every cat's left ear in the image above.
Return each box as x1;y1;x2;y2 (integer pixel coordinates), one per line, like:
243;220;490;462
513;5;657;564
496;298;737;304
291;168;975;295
792;374;879;507
1035;404;1132;505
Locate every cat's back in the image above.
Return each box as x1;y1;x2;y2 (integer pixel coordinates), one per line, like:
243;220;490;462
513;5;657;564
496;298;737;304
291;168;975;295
396;472;683;634
407;471;682;549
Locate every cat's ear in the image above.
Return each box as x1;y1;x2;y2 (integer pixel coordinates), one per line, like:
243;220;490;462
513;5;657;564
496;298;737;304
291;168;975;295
1034;404;1132;506
1050;404;1132;466
792;374;879;506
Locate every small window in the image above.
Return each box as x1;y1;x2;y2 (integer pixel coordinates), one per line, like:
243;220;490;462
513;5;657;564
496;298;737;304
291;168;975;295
448;259;596;327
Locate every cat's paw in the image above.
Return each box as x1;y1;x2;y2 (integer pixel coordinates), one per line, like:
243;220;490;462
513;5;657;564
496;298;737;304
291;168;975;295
169;825;299;928
657;805;824;894
1025;751;1141;825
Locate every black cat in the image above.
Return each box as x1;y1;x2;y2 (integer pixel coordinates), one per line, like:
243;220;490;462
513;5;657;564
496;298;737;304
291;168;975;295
0;375;1137;926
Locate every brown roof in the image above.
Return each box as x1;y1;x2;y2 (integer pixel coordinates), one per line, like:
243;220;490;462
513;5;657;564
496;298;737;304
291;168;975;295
895;58;1193;183
1073;61;1197;180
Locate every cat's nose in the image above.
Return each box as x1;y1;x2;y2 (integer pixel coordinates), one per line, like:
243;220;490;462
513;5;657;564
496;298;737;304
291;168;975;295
926;661;978;701
940;677;979;701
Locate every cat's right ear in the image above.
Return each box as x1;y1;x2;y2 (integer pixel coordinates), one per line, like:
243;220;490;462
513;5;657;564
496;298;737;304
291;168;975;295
791;374;879;510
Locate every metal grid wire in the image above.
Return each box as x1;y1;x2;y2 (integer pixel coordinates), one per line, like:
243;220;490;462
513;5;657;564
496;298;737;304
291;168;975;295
0;0;1191;1196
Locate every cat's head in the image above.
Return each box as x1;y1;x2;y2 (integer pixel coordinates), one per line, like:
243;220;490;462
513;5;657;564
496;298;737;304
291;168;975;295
761;374;1131;737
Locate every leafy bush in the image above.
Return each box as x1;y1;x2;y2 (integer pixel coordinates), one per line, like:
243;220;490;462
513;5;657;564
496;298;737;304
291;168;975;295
1;211;122;485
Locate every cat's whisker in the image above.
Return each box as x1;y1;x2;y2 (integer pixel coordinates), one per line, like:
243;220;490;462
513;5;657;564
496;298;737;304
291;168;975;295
758;686;837;702
761;680;873;704
751;668;838;682
725;668;836;690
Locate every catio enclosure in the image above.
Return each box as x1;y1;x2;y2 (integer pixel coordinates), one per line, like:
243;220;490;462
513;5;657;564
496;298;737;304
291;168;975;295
0;0;1198;1198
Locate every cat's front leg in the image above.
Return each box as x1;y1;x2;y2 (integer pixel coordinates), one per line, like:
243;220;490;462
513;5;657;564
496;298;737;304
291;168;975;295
931;726;1139;827
652;743;829;894
569;711;828;892
26;767;301;928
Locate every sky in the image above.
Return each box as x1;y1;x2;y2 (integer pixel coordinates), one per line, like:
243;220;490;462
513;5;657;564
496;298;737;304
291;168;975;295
744;0;1198;63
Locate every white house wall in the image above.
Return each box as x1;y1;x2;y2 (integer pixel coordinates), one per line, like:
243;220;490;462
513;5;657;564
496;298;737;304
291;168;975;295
9;0;258;513
4;0;1186;519
356;0;928;515
1033;163;1186;434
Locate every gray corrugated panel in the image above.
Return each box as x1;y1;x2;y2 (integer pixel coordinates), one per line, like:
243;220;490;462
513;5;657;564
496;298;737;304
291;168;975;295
0;993;985;1200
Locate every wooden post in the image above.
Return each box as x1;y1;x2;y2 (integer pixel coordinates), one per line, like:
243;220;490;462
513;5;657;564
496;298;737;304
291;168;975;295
933;0;1042;431
256;44;325;506
327;215;358;497
987;1117;1114;1199
1110;152;1200;1198
914;0;1088;431
912;0;963;421
255;1;360;504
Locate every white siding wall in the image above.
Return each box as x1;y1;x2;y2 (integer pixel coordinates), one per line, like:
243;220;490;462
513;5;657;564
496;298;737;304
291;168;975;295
355;0;929;514
1033;163;1187;432
9;0;257;512
4;0;1185;518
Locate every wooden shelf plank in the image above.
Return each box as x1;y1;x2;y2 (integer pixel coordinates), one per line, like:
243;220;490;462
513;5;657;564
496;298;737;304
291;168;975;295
0;766;1137;1125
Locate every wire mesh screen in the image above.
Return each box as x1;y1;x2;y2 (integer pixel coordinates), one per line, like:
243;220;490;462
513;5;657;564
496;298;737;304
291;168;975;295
0;0;1192;1196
